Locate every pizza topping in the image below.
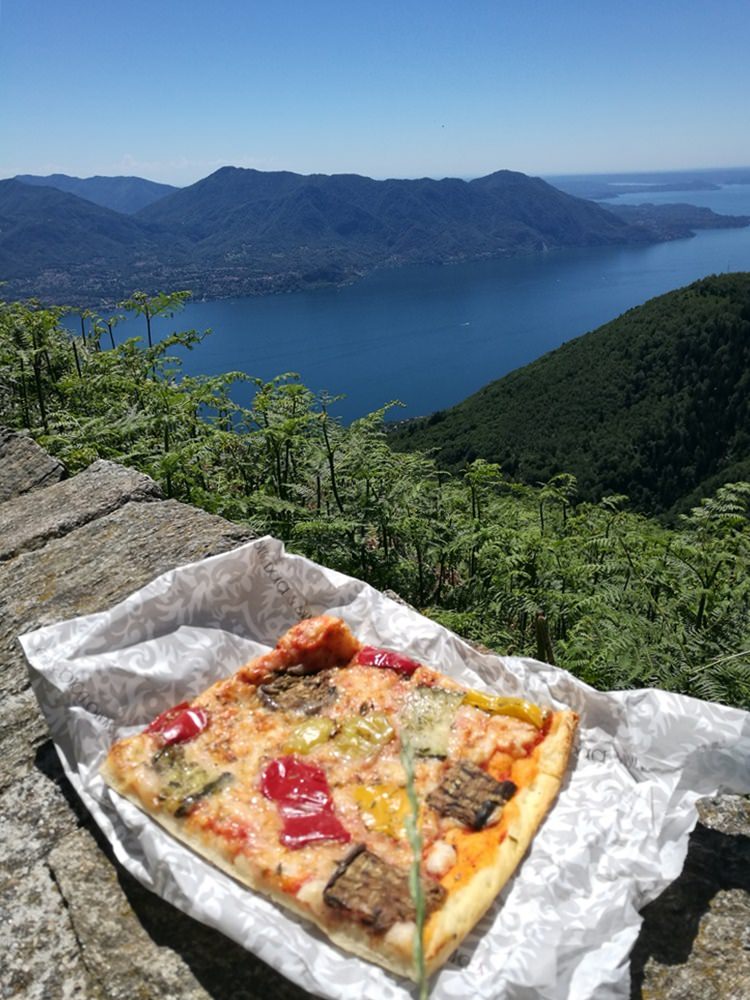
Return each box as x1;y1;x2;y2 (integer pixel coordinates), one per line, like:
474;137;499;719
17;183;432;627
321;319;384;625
356;646;422;676
151;745;215;813
352;784;409;838
145;702;190;733
174;771;234;818
145;702;209;745
427;760;517;830
276;615;361;674
333;713;395;758
424;839;458;878
384;920;417;954
462;689;548;729
151;743;185;771
283;717;336;754
323;844;446;932
258;671;338;715
399;685;463;757
260;756;351;849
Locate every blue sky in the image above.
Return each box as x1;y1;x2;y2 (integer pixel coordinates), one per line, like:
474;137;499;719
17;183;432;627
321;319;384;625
2;0;749;185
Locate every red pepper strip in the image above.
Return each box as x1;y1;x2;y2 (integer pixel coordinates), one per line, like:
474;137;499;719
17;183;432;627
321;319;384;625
356;645;421;676
260;756;351;850
145;702;190;733
144;702;209;745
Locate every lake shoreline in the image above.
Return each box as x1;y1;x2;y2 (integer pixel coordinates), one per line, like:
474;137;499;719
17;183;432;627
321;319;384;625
60;189;750;424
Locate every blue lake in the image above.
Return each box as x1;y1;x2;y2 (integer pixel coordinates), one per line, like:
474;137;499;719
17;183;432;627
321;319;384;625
80;185;750;423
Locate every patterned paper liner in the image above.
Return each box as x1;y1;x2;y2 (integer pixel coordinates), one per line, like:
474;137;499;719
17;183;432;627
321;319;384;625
20;537;750;999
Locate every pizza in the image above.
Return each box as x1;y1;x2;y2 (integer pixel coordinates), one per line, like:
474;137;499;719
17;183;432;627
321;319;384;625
102;615;578;981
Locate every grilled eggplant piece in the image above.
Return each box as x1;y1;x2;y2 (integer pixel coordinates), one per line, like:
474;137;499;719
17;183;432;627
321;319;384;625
151;745;233;816
258;670;338;715
427;761;516;830
323;844;446;932
174;771;234;818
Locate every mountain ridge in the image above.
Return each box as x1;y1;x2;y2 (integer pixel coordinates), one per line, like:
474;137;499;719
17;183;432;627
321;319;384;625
2;165;655;304
0;179;186;302
14;173;179;214
2;166;747;305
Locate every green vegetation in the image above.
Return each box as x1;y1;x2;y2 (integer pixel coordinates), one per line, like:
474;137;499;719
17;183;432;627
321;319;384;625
391;274;750;517
1;292;748;709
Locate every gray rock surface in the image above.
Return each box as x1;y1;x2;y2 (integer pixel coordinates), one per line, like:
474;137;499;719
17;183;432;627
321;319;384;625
45;825;311;1000
0;768;80;872
630;796;750;1000
0;685;50;790
0;497;253;701
0;449;311;1000
0;458;162;562
47;828;212;1000
1;438;747;1000
1;857;104;1000
0;425;65;502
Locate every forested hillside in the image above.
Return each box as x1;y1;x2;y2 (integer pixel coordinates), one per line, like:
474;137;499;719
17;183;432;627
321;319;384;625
1;293;748;709
0;167;653;303
0;179;183;301
391;274;750;515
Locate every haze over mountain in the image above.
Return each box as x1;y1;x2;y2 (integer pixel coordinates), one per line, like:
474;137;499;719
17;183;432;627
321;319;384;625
546;167;750;201
14;173;178;214
390;273;750;516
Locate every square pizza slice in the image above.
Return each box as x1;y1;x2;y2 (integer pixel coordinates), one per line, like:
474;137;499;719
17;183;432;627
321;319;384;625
102;615;578;980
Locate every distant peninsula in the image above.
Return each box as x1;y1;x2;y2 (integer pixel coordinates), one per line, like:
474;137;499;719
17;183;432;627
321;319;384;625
1;166;748;305
545;166;750;201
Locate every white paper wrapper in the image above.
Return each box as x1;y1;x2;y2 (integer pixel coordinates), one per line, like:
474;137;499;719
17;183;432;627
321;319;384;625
20;537;750;999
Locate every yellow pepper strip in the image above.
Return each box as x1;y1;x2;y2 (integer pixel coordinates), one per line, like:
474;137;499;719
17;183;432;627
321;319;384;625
462;690;548;729
333;713;395;757
283;717;335;754
352;784;410;838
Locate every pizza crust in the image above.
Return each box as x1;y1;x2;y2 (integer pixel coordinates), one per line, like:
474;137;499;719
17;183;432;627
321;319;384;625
422;710;577;974
536;710;579;779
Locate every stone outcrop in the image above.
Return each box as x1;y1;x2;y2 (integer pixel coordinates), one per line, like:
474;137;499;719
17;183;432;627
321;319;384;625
631;796;750;999
0;425;64;503
0;427;747;1000
0;459;162;562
